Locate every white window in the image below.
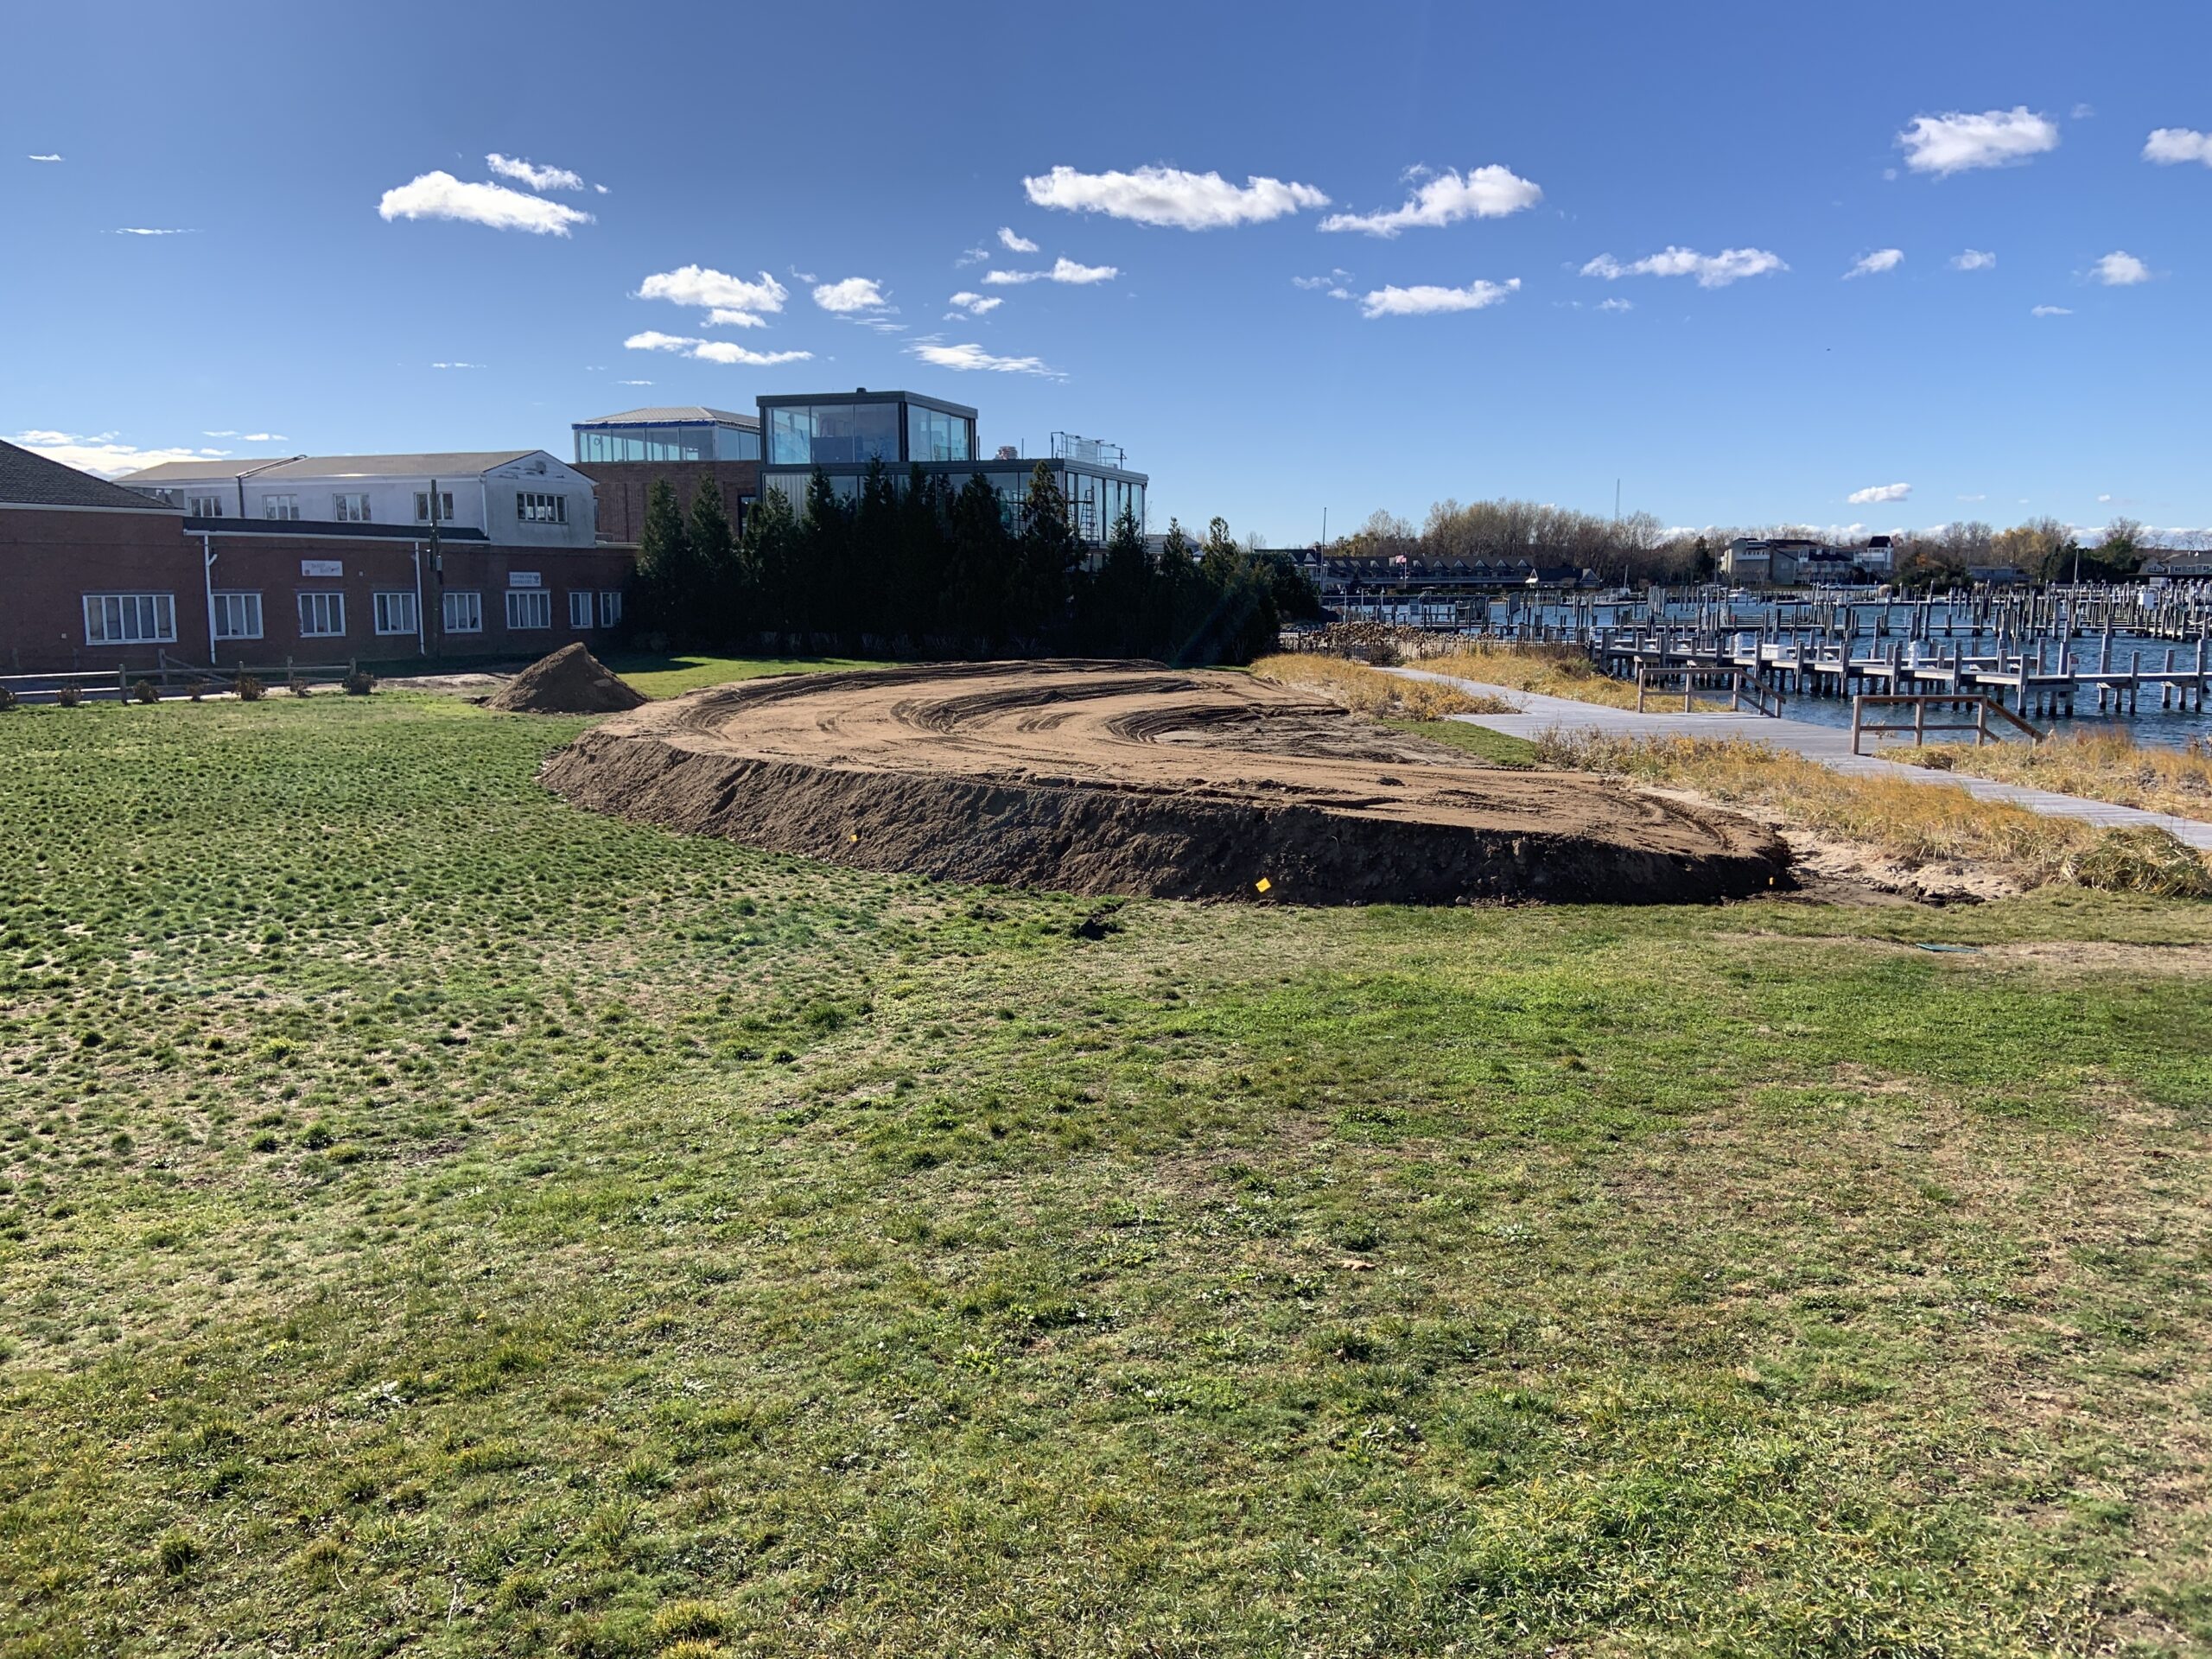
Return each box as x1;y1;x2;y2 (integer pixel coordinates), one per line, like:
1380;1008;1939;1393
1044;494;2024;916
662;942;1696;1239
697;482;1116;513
505;588;552;631
373;590;418;636
187;494;224;518
211;592;262;641
568;589;594;628
442;590;483;634
598;590;623;629
83;593;176;645
263;493;299;520
414;490;454;524
333;493;372;523
516;492;568;524
297;592;346;638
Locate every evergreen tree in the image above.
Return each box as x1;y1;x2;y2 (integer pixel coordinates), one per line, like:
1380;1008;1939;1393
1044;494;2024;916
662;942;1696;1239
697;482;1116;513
1089;505;1149;656
1016;461;1079;643
741;486;798;639
947;472;1014;651
685;475;741;639
854;458;899;645
632;478;693;640
895;466;949;651
798;468;848;641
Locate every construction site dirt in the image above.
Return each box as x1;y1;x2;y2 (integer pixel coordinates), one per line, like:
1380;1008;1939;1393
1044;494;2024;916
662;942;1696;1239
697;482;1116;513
541;660;1791;906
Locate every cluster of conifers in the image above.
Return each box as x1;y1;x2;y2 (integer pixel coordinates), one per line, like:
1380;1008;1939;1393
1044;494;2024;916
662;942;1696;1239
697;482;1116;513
624;462;1321;664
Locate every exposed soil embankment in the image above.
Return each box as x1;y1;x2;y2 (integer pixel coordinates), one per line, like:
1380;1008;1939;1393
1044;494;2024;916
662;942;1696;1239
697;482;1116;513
541;661;1789;905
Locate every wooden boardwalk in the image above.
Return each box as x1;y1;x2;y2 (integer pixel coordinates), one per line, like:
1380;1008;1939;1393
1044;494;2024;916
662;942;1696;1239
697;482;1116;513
1391;667;2212;851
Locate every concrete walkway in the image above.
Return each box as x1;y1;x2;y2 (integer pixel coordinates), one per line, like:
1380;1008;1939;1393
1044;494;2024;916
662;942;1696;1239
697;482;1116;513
1391;666;2212;850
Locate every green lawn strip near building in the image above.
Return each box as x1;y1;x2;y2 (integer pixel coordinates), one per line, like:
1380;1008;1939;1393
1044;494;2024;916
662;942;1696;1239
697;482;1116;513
597;654;876;700
1;696;2209;1655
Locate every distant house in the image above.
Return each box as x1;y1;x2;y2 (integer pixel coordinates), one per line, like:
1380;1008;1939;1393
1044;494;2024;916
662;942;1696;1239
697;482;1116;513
1723;536;1885;586
1966;565;2025;586
2141;550;2212;580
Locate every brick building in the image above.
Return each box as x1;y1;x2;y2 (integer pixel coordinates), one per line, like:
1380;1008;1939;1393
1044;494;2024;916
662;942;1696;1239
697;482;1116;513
0;439;635;674
570;405;760;542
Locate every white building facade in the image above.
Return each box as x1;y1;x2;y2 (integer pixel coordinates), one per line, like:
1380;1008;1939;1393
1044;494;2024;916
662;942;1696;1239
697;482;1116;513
121;450;599;549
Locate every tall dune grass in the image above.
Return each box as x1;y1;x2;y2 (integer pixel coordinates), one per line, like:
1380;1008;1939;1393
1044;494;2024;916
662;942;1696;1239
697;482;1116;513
1539;730;2212;895
1899;731;2212;823
1250;654;1516;719
1420;645;1737;712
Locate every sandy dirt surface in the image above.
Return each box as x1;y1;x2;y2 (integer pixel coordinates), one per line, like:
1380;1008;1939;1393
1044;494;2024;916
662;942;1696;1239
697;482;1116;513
542;661;1789;906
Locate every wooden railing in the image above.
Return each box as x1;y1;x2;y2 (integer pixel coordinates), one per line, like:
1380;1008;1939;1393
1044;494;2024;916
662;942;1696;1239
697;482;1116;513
1850;693;2045;756
0;656;359;703
1634;663;1786;716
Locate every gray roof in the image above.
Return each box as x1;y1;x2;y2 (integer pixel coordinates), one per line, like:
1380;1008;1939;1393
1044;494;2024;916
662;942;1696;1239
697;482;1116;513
121;450;544;483
575;405;759;429
0;437;185;512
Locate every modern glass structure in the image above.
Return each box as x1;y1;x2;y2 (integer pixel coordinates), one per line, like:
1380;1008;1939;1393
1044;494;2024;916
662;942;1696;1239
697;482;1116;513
571;406;762;464
757;390;1147;543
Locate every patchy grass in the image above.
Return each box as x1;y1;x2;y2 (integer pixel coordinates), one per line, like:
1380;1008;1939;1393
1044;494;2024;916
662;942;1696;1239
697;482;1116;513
1252;653;1517;718
599;653;874;699
3;695;2212;1655
1535;729;2212;895
1901;731;2212;823
1385;717;1541;768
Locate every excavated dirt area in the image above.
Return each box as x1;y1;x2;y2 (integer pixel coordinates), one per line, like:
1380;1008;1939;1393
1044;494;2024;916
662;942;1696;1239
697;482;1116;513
487;644;645;715
542;661;1791;906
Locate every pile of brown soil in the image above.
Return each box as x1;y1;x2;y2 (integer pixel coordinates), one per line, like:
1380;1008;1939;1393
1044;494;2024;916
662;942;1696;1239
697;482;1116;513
486;644;646;715
540;661;1790;906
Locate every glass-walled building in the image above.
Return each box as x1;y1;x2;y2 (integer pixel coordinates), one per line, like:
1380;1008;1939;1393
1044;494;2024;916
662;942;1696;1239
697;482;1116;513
757;389;1146;544
572;405;762;464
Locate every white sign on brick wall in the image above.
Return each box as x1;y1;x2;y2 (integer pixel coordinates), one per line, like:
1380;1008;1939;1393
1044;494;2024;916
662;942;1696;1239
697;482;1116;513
300;559;343;577
508;571;541;588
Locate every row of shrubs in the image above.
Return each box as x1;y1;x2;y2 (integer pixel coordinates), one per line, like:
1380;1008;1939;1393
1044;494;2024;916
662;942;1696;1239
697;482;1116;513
0;671;375;710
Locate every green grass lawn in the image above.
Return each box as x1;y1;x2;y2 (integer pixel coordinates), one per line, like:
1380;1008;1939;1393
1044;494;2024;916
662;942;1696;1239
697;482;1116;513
597;654;874;700
3;694;2211;1656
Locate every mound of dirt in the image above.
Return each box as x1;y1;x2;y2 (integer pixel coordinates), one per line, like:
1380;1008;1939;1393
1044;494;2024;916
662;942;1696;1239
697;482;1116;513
486;643;645;715
541;661;1790;906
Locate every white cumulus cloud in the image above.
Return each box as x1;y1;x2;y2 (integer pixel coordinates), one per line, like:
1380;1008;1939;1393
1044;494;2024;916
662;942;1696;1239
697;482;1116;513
1950;248;1997;270
2090;249;2152;285
2144;127;2212;166
1358;277;1519;318
1596;297;1633;312
907;340;1058;376
635;265;789;327
812;276;891;313
2031;304;2072;317
1845;247;1904;278
1023;163;1329;230
430;362;485;370
27;153;62;162
1897;107;2059;176
997;226;1038;253
1847;482;1912;505
1580;246;1787;288
982;256;1118;286
112;227;196;236
622;330;810;366
378;171;592;236
947;292;1002;315
1318;164;1543;236
486;153;587;192
12;429;230;478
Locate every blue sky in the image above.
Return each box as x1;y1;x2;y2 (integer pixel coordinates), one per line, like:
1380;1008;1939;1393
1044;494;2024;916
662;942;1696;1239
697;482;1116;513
6;0;2211;543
